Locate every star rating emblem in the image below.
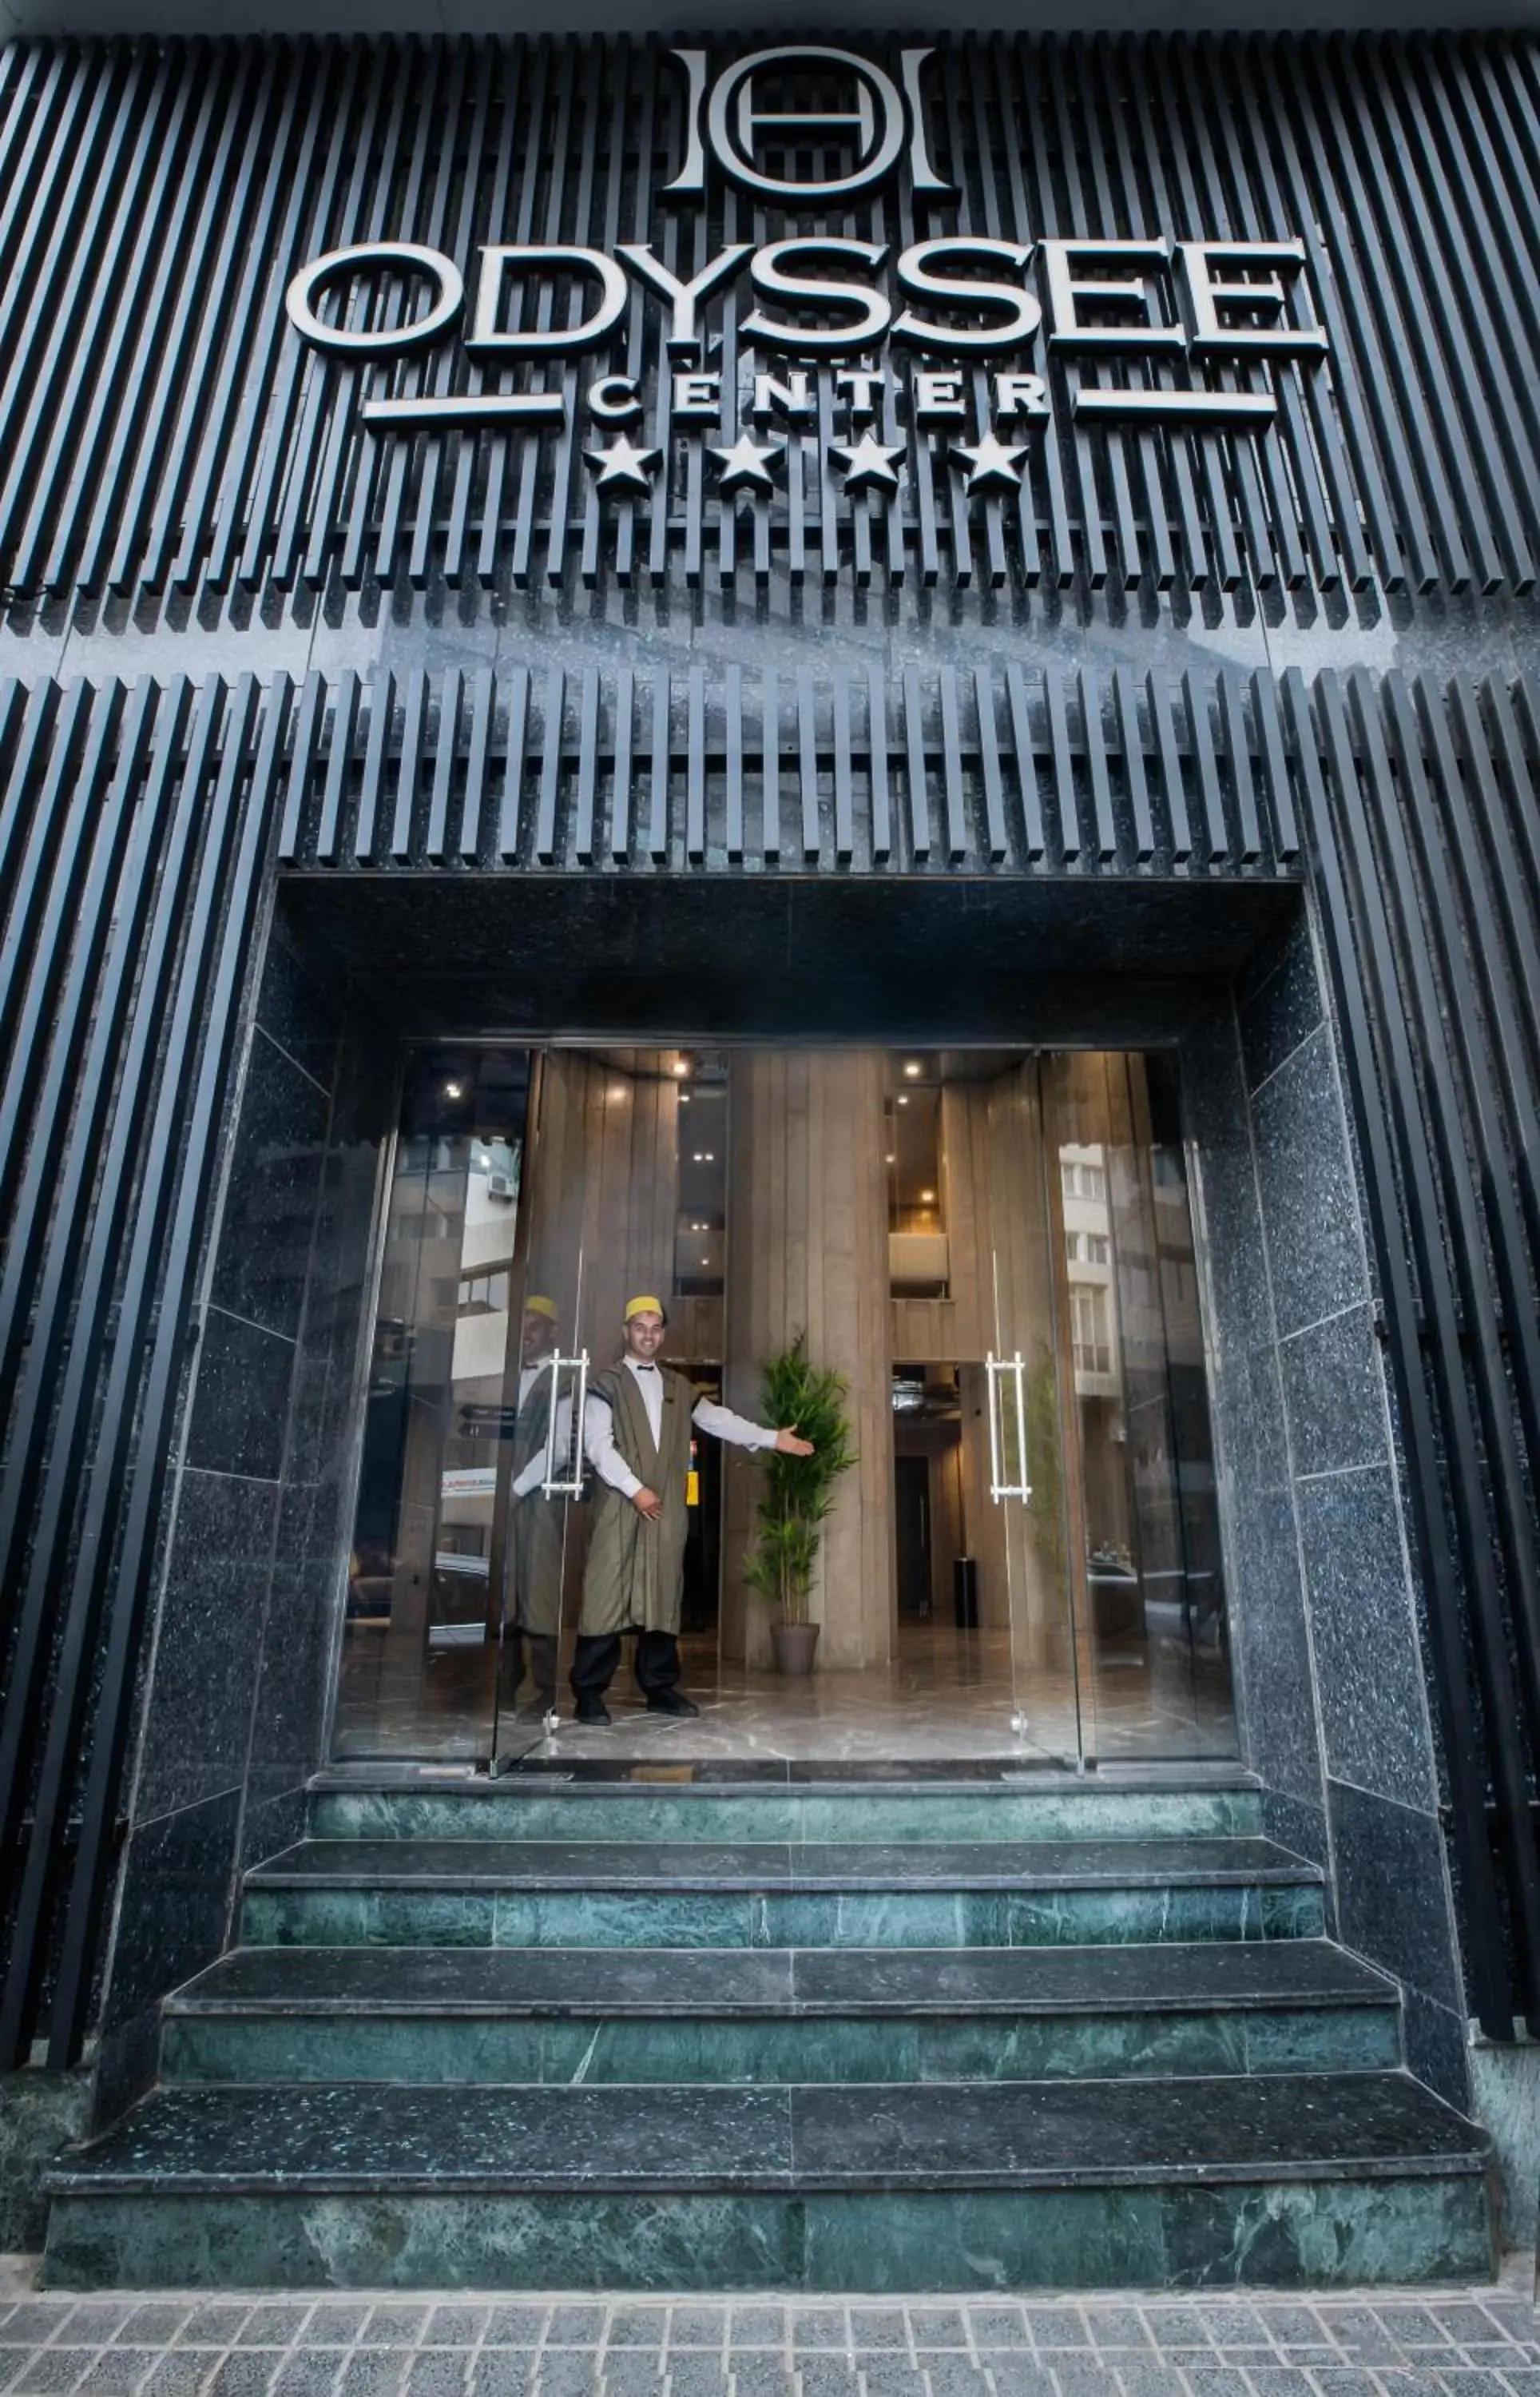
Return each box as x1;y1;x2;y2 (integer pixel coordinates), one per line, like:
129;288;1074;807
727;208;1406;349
709;434;784;494
584;435;661;495
950;434;1030;494
829;433;906;495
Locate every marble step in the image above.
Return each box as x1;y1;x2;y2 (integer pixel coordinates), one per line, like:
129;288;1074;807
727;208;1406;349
308;1779;1264;1848
160;1938;1401;2085
42;2072;1493;2291
241;1836;1325;1950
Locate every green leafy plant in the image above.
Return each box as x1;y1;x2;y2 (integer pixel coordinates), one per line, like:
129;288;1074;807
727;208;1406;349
741;1330;858;1627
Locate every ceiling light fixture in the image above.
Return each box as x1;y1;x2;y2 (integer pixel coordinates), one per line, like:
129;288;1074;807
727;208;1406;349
903;1060;923;1078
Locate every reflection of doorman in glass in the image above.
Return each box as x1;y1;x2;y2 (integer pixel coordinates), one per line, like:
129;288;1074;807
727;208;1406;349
572;1296;815;1724
502;1295;568;1719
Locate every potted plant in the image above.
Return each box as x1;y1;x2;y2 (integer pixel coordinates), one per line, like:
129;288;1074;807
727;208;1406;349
742;1330;857;1675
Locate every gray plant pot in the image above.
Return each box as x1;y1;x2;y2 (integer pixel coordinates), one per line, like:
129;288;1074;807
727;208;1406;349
771;1620;820;1676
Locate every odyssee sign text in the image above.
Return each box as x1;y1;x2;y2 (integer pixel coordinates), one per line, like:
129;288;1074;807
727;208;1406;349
283;44;1329;451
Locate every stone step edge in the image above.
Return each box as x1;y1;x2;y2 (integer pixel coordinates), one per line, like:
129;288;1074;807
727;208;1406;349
45;2145;1489;2199
307;1774;1262;1798
306;1764;1255;1783
243;1850;1322;1895
163;1948;1395;2019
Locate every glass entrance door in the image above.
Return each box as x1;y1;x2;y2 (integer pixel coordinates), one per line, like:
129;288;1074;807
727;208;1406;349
982;1055;1086;1766
328;1036;1236;1771
1044;1052;1235;1763
331;1041;709;1766
978;1048;1239;1769
333;1046;535;1762
489;1222;589;1771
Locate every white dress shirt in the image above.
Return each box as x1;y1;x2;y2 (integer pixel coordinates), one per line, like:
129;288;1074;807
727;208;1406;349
583;1354;778;1501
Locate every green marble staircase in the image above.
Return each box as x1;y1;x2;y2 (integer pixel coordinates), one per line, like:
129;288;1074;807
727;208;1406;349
41;1773;1494;2292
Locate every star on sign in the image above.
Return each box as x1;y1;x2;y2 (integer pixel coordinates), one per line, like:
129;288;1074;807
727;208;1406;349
829;433;907;495
585;435;661;495
709;434;784;494
951;434;1031;494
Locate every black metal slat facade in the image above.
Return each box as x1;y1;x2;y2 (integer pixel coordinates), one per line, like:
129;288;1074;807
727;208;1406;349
0;659;1536;2059
0;31;1535;2073
0;33;1538;596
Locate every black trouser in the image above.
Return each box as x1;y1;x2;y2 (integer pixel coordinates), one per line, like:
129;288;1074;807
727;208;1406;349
570;1627;681;1705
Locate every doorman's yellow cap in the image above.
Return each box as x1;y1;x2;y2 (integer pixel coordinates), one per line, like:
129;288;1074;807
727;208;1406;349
524;1294;558;1321
625;1294;665;1321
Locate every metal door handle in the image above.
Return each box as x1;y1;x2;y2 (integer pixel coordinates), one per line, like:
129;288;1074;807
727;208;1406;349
986;1350;1032;1502
540;1350;589;1498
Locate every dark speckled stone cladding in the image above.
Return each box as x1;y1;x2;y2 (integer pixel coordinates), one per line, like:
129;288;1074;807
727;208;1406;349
1179;915;1468;2112
90;921;359;2133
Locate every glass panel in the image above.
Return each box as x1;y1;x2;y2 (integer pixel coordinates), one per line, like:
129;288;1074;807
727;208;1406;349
491;1227;587;1768
1046;1051;1238;1762
494;1047;703;1760
334;1047;534;1760
983;1056;1084;1766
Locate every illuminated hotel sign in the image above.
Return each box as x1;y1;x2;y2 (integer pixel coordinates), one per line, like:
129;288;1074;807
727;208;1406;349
284;44;1330;495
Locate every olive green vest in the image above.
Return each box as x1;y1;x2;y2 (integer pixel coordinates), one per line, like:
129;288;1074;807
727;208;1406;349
578;1361;694;1636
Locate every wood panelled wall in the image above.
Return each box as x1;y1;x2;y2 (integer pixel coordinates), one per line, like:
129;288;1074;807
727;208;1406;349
721;1051;895;1672
522;1051;680;1367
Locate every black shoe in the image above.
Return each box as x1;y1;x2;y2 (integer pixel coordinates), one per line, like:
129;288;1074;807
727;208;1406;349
574;1699;612;1726
645;1690;699;1717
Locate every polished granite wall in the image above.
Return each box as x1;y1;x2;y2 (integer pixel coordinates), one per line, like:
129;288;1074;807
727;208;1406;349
92;917;351;2128
1183;904;1466;2110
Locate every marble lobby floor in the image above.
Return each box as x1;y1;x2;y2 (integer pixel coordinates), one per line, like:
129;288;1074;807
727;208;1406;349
338;1618;1236;1771
500;1625;1237;1771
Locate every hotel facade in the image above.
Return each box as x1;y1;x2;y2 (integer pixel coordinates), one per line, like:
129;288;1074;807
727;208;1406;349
0;10;1537;2292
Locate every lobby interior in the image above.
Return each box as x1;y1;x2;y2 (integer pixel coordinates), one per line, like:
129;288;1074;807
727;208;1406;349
331;1042;1236;1778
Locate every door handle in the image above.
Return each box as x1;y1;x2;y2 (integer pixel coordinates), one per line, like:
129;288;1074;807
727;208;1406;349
539;1350;589;1498
986;1351;1032;1503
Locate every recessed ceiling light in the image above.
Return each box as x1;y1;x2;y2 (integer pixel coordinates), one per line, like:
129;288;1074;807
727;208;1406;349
885;1153;895;1164
903;1060;922;1078
897;1095;908;1107
920;1189;936;1203
672;1059;691;1078
444;1080;463;1099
